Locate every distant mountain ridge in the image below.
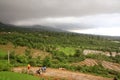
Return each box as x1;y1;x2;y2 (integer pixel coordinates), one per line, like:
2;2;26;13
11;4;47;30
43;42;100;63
0;22;120;40
0;22;66;32
19;25;66;32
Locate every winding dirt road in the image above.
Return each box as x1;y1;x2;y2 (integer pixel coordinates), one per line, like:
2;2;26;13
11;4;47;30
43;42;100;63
12;67;113;80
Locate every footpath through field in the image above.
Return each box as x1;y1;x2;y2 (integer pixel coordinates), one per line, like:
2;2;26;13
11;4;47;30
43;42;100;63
13;67;113;80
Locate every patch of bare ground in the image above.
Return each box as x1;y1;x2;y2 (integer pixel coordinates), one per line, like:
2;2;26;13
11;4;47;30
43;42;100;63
102;61;120;72
12;67;112;80
72;58;120;72
73;59;98;66
0;43;50;58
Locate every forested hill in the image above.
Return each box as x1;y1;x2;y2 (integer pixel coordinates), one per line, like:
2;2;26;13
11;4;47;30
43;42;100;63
0;22;65;32
0;22;120;53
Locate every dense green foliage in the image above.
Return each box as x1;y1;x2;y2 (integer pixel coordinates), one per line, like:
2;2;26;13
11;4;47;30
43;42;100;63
0;26;120;53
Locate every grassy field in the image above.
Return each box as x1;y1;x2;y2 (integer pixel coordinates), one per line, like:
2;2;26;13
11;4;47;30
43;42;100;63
0;71;40;80
58;47;76;55
0;71;67;80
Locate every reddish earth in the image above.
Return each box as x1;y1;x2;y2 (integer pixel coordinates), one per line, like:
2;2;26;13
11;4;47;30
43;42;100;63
12;67;113;80
102;61;120;72
72;59;120;72
76;59;98;66
14;58;120;74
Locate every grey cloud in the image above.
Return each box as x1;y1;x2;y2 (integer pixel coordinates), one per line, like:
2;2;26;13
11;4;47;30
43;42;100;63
0;0;120;23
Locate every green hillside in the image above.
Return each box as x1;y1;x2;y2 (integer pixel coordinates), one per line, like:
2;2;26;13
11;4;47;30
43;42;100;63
0;23;120;79
0;24;120;53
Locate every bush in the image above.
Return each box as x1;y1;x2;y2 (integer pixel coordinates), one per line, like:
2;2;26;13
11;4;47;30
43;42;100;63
9;51;16;59
16;55;28;63
113;55;120;63
42;56;51;67
0;60;12;71
28;59;37;66
116;73;120;80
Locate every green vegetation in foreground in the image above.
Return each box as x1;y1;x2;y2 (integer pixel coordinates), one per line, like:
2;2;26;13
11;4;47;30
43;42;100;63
0;71;40;80
0;71;67;80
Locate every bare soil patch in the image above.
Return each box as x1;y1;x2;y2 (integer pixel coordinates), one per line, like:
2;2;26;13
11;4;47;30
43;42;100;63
12;67;113;80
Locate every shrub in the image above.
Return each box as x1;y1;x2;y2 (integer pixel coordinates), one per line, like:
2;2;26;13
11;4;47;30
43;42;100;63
16;55;28;63
0;60;12;71
113;55;120;63
28;59;37;66
42;56;51;67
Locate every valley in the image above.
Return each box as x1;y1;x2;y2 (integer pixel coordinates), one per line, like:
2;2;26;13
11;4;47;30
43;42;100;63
0;23;120;80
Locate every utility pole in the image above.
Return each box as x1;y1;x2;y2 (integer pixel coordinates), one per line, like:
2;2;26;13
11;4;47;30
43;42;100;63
8;51;10;64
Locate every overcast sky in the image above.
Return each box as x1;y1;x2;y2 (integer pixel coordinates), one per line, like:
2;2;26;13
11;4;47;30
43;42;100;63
0;0;120;36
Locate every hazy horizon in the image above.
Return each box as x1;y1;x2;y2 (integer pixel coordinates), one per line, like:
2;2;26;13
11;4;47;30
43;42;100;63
0;0;120;36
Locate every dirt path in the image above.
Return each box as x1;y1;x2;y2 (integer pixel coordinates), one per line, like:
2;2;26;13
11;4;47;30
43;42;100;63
12;67;113;80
